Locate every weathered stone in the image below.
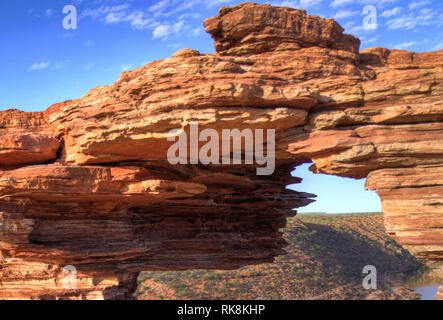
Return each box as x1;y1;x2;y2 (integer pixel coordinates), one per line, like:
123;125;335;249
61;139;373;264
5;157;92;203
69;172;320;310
436;285;443;300
366;166;443;260
203;3;360;56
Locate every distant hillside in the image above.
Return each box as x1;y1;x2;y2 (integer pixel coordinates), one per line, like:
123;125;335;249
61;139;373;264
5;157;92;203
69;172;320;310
136;213;424;300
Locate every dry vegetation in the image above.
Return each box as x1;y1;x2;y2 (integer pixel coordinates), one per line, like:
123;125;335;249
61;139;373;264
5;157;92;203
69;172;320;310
136;213;425;300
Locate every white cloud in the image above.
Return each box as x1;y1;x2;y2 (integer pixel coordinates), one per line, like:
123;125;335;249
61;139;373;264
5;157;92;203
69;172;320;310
192;27;203;37
408;0;430;10
333;10;359;19
147;0;235;18
172;20;185;33
29;62;51;71
431;42;443;51
153;20;186;40
269;1;299;7
153;24;171;39
103;10;153;29
365;37;378;44
381;7;401;18
330;0;354;7
386;8;436;30
300;0;322;6
81;4;130;19
128;11;153;29
81;4;155;30
387;16;416;29
360;0;400;6
103;12;124;24
271;0;322;7
343;20;371;35
149;0;170;15
121;65;133;71
393;41;419;49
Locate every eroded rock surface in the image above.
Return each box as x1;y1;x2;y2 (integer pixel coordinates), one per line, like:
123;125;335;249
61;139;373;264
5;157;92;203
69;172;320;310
437;285;443;300
0;3;442;299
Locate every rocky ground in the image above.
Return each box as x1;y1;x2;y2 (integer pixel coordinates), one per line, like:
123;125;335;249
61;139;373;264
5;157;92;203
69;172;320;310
136;213;426;300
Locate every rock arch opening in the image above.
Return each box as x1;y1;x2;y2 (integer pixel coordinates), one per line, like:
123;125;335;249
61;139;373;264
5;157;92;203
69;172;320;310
289;163;382;214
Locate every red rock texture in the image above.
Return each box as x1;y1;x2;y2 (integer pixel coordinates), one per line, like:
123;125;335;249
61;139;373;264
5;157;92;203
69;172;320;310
0;3;442;299
436;285;443;300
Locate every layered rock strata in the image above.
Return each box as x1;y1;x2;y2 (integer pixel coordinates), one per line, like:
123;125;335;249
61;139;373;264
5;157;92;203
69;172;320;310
0;3;442;299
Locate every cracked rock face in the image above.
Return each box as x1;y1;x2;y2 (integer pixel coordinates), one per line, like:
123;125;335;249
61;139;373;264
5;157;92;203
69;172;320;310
0;3;442;299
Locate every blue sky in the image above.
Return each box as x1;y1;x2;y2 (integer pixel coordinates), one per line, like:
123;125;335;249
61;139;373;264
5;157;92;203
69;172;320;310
0;0;441;111
1;0;441;213
290;164;382;213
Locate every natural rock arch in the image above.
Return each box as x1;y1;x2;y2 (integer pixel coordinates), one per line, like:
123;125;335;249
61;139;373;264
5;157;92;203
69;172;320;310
0;3;442;299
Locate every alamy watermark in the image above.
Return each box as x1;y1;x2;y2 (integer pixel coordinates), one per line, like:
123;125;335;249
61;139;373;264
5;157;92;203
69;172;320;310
362;265;377;290
362;5;377;30
63;5;77;30
62;265;78;290
167;122;275;176
0;220;17;233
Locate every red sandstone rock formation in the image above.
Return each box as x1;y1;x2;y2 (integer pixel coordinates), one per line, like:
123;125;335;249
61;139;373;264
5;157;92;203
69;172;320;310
0;3;442;299
437;285;443;300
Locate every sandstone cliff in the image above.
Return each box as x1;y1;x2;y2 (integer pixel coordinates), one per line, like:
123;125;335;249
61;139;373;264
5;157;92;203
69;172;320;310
0;3;442;299
437;285;443;300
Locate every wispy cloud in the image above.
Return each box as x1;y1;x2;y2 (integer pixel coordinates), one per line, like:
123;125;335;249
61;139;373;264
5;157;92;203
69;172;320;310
149;0;171;17
80;4;155;30
192;26;203;37
121;65;133;71
302;0;322;5
270;0;322;8
80;4;131;20
29;62;51;71
364;37;378;44
103;10;154;29
330;0;354;7
408;0;430;10
381;7;401;18
393;41;419;49
359;0;401;6
386;8;437;30
331;0;402;8
152;20;185;40
153;24;170;39
333;9;360;19
342;19;378;36
79;1;196;37
431;42;443;51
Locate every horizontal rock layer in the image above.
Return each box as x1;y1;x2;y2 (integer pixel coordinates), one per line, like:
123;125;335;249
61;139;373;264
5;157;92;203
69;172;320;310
0;3;442;299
